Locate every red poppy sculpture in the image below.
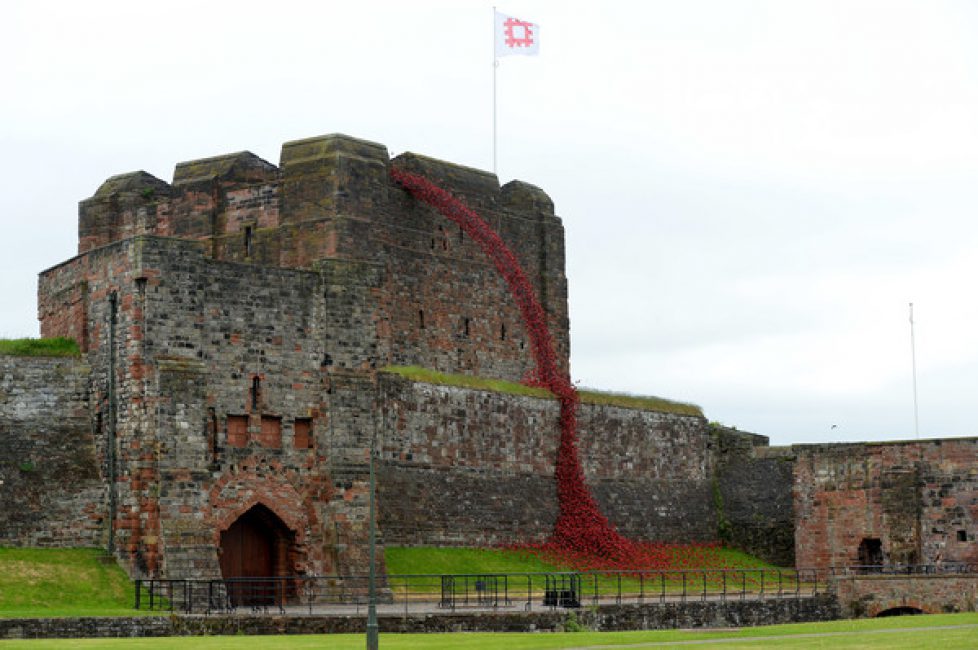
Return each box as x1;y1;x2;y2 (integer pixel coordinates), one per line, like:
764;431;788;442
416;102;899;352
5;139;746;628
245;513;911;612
391;167;633;561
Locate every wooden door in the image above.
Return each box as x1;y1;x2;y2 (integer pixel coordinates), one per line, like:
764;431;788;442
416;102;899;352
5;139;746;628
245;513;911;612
220;506;281;606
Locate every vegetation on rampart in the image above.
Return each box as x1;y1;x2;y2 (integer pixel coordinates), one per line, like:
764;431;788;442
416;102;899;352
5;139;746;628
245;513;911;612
381;366;554;399
0;337;80;358
380;366;702;417
577;389;703;417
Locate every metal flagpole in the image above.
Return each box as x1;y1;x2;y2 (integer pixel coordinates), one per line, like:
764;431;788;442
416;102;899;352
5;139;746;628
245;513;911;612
493;6;498;175
909;302;919;439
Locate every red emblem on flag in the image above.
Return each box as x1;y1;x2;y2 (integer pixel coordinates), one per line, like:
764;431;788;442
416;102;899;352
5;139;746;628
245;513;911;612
495;11;540;57
503;17;535;49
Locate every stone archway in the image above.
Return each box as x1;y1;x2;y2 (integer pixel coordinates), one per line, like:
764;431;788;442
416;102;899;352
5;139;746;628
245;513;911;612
219;503;296;606
877;606;924;617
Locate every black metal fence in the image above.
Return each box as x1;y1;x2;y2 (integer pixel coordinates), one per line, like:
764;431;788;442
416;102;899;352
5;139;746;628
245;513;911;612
136;568;830;615
839;563;977;575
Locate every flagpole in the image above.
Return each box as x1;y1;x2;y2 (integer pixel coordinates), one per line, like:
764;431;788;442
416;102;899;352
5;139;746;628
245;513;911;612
910;302;920;439
492;6;498;175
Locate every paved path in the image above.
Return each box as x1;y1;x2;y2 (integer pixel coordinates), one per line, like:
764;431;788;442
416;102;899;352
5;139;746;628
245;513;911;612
562;623;978;648
198;592;817;617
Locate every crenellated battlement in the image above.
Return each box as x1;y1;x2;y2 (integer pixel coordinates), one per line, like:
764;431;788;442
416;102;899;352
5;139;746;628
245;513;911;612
77;134;557;263
56;133;569;382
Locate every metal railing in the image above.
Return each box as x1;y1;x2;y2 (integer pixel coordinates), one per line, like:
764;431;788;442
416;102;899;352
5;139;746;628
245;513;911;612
830;563;978;576
135;568;828;615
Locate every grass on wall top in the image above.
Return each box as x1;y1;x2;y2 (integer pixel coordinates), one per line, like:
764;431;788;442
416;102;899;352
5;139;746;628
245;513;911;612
380;366;703;417
381;366;555;399
577;389;703;418
0;337;80;358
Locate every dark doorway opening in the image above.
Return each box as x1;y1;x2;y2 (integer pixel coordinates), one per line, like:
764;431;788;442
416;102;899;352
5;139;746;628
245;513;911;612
877;606;923;617
219;504;296;606
858;538;884;571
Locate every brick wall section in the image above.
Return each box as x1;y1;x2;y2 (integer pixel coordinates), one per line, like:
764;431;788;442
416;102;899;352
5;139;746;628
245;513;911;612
0;356;104;546
794;439;978;570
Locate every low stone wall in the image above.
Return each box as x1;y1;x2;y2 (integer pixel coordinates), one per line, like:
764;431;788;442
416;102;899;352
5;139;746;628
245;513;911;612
0;596;840;638
832;574;978;618
0;617;172;639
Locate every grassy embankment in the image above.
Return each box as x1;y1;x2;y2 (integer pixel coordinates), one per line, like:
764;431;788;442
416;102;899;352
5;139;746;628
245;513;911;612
0;338;80;358
0;548;151;618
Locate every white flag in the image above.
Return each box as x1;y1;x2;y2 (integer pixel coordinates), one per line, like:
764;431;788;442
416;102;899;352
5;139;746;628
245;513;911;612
494;11;540;58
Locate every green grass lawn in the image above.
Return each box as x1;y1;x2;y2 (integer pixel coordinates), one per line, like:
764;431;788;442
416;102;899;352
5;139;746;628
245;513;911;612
384;545;789;597
1;613;977;649
384;545;776;575
385;546;562;575
0;548;150;618
0;338;80;358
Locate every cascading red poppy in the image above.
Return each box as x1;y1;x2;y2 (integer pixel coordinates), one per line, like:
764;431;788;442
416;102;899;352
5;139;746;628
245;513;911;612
391;166;633;560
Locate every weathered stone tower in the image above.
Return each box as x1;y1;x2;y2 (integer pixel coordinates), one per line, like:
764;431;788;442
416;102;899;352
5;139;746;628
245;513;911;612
33;134;569;579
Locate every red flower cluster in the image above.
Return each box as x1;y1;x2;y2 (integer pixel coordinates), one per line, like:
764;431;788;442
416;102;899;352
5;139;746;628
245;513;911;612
512;541;728;573
391;167;633;560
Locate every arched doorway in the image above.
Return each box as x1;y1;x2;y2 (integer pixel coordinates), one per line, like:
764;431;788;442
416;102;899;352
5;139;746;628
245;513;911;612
877;606;924;617
219;503;296;606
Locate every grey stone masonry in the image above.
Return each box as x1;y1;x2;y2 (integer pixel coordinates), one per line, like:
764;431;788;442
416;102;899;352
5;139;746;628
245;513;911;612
0;356;104;546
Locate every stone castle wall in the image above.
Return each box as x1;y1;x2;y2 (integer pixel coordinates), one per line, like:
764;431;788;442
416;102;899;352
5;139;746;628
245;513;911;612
374;374;721;547
793;439;978;569
0;356;104;546
715;429;796;567
374;374;794;553
0;342;789;572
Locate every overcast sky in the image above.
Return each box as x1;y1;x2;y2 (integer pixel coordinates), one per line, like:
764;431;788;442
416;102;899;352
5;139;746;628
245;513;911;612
2;1;976;445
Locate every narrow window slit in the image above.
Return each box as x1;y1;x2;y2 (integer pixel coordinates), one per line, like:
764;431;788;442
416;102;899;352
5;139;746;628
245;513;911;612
251;376;261;411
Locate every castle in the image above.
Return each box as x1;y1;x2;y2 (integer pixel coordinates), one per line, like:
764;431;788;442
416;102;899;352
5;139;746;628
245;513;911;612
0;134;975;587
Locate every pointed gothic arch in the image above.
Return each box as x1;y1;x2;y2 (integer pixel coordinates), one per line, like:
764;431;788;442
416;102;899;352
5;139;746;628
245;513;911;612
219;503;297;605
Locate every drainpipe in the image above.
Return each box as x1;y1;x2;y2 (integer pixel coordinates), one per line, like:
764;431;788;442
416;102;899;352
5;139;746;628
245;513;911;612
107;292;118;557
366;435;378;650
